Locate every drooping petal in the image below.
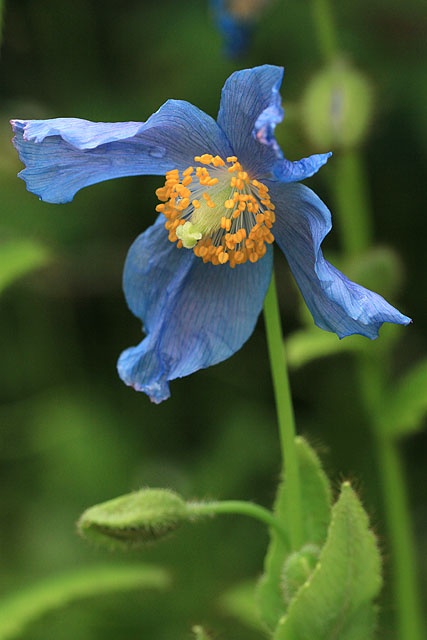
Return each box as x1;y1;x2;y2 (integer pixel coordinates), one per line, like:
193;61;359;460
269;182;411;339
117;216;273;403
216;65;332;181
11;101;232;204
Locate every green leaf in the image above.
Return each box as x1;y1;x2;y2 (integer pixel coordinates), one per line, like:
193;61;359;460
0;564;170;640
286;329;362;369
382;359;427;438
219;580;265;632
274;483;382;640
256;437;332;631
0;239;51;294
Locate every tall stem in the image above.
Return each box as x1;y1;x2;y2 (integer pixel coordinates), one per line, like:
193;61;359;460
333;149;373;256
334;155;425;640
309;1;425;637
359;356;426;640
310;0;338;62
263;273;303;550
377;436;425;640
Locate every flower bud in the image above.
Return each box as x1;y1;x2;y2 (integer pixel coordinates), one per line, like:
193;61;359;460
282;544;320;605
302;61;373;149
77;488;188;550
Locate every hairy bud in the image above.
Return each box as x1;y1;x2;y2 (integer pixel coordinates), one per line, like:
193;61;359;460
77;488;188;550
282;544;320;605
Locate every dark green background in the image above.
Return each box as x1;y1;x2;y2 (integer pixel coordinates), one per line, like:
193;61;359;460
0;1;425;638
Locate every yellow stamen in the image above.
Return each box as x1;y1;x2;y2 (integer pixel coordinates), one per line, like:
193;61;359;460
155;153;275;267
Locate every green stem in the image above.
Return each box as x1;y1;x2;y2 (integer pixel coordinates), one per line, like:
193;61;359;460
310;0;339;62
333;149;373;256
334;155;425;640
188;500;289;545
359;355;425;640
310;1;425;636
376;435;425;640
263;273;303;550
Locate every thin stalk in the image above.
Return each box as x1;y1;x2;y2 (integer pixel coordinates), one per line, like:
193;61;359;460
188;500;289;545
335;158;425;640
310;0;338;62
359;355;425;640
376;435;425;640
309;0;425;636
335;159;425;639
263;273;303;550
333;149;373;256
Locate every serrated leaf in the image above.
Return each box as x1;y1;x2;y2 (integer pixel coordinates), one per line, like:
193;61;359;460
382;359;427;438
0;564;170;640
219;579;265;632
256;437;332;630
286;329;362;369
274;483;382;640
0;239;51;294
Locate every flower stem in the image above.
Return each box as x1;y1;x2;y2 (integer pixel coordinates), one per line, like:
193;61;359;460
187;500;289;545
309;0;425;635
333;149;373;256
377;435;425;640
263;273;303;550
335;162;425;640
310;0;338;62
359;355;426;640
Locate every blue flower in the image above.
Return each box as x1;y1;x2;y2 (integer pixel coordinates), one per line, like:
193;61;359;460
11;65;411;403
210;0;271;57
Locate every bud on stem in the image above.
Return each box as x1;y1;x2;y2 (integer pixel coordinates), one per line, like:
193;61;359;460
302;60;373;150
77;489;189;550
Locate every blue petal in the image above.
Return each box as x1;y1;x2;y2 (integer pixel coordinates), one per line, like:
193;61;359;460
117;215;273;403
216;65;332;182
217;65;284;176
269;182;411;339
273;151;332;182
11;101;232;204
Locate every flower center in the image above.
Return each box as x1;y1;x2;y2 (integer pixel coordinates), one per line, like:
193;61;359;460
155;154;275;267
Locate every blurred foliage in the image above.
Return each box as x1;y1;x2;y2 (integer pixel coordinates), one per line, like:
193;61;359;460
0;564;170;640
0;0;425;639
0;239;51;295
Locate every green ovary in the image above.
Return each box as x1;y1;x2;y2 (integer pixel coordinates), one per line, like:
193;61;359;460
189;187;232;237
